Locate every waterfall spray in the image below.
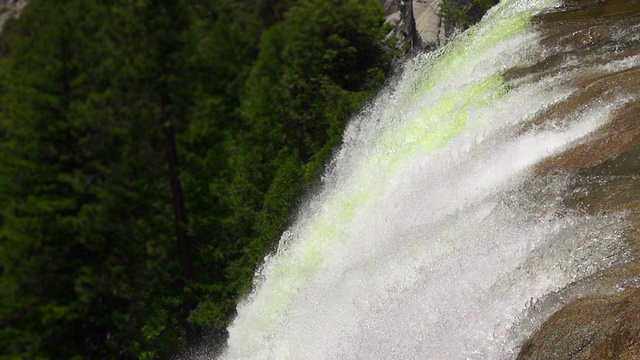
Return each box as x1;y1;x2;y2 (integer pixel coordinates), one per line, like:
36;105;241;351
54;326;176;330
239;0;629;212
220;0;639;358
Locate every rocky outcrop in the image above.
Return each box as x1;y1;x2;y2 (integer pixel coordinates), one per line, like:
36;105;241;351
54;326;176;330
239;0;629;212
412;0;445;48
381;0;446;52
0;0;27;31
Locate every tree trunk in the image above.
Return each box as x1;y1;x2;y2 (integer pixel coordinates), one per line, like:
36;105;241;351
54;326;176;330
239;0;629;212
162;109;196;341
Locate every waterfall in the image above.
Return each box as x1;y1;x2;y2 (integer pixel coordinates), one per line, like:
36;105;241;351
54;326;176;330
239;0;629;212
220;0;640;358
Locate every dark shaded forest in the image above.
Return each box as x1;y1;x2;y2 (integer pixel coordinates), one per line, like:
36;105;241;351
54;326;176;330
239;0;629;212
0;0;493;358
0;0;392;358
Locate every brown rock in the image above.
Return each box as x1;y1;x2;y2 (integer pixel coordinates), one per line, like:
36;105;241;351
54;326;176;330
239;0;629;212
517;0;640;357
518;289;640;360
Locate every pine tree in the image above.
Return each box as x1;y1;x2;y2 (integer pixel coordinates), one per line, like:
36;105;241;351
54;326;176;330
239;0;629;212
0;1;184;357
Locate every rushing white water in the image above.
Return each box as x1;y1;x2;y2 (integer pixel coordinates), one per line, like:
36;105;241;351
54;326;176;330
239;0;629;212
220;0;638;358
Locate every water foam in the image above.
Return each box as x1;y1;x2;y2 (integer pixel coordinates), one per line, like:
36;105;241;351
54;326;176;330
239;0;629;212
221;0;636;358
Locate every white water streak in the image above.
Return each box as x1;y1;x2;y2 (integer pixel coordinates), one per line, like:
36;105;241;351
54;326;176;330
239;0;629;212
221;0;637;358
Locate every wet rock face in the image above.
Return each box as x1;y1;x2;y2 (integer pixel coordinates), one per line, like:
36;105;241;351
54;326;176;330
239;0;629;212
518;289;640;360
519;0;640;358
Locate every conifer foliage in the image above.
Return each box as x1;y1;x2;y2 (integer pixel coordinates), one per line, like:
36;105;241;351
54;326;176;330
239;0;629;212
0;0;391;358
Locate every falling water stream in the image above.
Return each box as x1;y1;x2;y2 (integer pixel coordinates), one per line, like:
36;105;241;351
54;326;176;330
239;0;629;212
219;0;640;358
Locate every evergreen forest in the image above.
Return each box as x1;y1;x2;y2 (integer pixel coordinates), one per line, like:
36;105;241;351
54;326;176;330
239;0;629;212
0;0;393;358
